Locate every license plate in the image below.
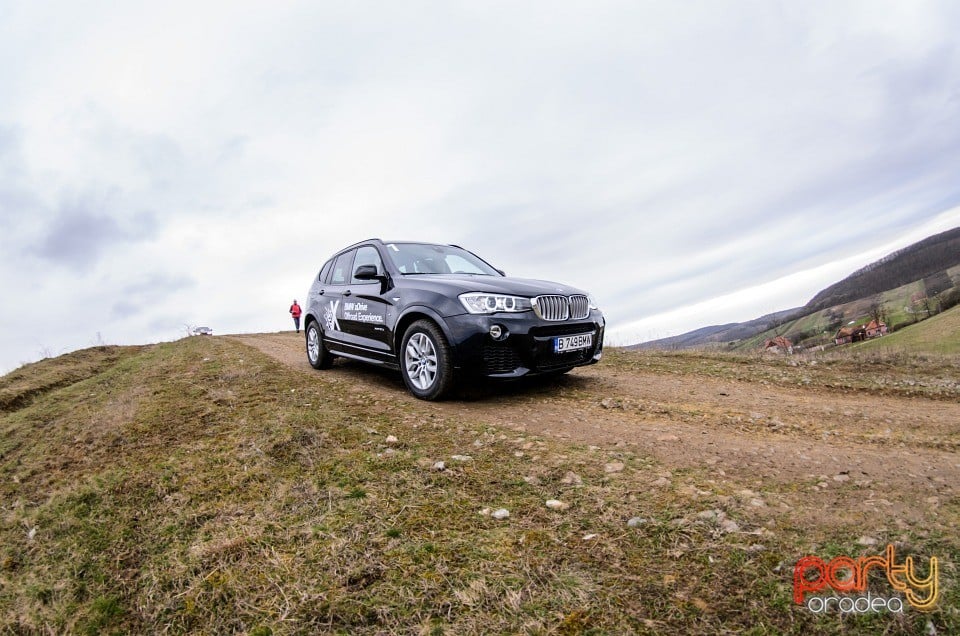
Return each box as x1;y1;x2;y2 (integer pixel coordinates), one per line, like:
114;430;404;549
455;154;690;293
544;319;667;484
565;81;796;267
554;333;593;353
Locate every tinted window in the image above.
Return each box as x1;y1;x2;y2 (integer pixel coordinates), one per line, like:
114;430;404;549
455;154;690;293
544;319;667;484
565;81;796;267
351;246;384;283
329;251;355;285
318;260;333;282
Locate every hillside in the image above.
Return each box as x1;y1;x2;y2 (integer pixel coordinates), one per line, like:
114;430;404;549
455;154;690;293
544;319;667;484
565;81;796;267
805;226;960;312
852;302;960;355
638;226;960;351
628;308;801;351
2;335;958;633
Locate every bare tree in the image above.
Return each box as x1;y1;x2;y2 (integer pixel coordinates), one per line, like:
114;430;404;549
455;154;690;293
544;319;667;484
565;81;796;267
911;293;932;320
868;295;887;325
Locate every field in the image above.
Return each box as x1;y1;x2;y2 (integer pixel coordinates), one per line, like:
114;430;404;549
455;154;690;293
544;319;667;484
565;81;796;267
731;264;960;352
852;304;960;356
1;334;957;634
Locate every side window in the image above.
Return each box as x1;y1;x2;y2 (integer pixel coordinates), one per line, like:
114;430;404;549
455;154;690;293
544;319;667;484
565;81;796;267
329;251;355;285
351;246;384;284
318;260;333;283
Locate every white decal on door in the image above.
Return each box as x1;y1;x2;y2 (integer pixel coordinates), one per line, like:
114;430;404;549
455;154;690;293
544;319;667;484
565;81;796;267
324;300;340;331
343;301;385;324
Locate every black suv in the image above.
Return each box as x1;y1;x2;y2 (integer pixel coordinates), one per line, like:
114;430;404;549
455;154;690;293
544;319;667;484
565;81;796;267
304;239;604;400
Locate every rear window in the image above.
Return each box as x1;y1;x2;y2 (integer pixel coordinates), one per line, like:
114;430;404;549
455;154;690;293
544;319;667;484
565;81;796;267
318;260;333;282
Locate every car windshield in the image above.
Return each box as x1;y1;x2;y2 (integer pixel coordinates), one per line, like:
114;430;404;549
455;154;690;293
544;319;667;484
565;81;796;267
385;243;501;276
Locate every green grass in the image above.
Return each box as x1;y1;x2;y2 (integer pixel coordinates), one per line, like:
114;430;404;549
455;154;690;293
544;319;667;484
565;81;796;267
1;338;957;633
729;277;950;352
853;304;960;355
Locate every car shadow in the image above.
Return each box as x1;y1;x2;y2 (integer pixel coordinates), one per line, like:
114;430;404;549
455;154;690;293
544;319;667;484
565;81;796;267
327;358;596;402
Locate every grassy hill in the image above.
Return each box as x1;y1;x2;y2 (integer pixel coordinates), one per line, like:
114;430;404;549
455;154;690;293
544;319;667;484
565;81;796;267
806;226;960;312
727;268;960;354
638;227;960;352
852;303;960;355
2;337;957;633
628;308;802;351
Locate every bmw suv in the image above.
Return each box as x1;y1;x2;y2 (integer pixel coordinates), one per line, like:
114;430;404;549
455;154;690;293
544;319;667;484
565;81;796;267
304;239;604;400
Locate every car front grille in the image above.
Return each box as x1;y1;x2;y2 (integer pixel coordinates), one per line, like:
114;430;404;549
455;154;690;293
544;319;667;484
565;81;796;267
569;295;589;319
533;294;590;321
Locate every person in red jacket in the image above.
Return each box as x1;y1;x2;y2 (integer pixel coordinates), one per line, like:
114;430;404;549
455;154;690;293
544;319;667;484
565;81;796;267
289;300;302;333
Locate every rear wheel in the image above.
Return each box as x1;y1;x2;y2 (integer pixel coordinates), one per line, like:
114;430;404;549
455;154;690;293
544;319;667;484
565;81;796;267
306;321;333;369
400;320;454;400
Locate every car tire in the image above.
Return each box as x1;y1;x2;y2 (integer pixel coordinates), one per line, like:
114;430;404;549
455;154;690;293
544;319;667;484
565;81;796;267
306;321;333;370
400;320;454;400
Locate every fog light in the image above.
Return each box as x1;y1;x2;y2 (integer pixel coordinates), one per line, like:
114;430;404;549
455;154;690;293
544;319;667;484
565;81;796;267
489;325;503;339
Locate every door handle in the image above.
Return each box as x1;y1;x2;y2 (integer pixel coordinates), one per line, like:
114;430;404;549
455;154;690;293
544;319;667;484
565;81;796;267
344;290;352;297
319;289;325;295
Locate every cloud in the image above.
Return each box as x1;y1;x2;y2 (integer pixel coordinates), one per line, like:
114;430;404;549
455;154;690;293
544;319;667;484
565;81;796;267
29;202;158;270
0;124;20;167
111;273;195;319
2;1;960;372
110;301;141;320
0;125;41;232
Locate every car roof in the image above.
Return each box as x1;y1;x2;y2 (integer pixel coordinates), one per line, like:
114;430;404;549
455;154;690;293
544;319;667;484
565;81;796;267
325;240;467;266
340;238;458;251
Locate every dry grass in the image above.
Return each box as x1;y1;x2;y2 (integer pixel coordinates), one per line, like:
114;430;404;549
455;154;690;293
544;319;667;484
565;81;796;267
605;347;960;401
853;304;960;356
1;337;957;634
0;346;142;413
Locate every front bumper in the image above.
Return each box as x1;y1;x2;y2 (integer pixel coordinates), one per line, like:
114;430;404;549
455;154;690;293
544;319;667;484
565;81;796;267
443;310;605;378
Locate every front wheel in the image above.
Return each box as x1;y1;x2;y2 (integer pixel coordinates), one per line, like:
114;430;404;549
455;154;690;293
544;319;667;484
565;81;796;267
306;321;333;369
400;320;454;400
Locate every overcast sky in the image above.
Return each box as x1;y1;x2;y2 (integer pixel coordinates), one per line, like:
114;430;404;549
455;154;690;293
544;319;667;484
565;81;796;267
2;1;960;373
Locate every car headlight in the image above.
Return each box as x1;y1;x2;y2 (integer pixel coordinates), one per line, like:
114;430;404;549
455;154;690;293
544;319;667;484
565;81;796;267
459;292;532;314
588;294;600;310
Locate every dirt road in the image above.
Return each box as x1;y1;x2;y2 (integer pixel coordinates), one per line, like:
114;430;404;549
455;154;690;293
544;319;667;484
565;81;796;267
230;332;959;529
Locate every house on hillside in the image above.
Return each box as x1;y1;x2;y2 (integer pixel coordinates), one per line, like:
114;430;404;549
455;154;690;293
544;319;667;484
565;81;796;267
864;319;887;338
835;320;886;345
763;336;793;354
835;326;860;345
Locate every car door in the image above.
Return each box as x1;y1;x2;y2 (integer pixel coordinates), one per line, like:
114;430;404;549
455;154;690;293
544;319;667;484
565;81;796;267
340;245;393;357
307;258;333;327
317;249;354;353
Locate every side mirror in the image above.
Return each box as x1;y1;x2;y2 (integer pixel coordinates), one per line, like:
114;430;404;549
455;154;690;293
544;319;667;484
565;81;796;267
354;264;380;280
354;264;392;294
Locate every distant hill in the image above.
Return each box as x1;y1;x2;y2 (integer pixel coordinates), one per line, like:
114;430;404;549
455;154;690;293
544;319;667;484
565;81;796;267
628;308;801;350
634;226;960;351
805;226;960;311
